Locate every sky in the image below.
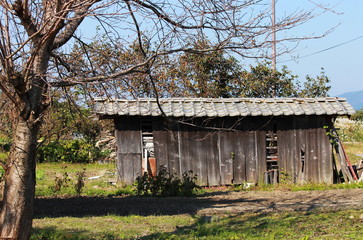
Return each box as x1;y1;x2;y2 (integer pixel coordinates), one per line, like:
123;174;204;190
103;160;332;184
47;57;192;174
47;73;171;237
273;0;363;96
78;0;362;97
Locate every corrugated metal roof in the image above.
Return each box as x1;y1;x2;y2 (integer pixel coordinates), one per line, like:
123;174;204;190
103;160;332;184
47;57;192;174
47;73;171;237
94;97;356;117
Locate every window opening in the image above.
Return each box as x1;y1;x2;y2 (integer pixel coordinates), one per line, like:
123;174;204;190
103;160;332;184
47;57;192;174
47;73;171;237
141;120;156;176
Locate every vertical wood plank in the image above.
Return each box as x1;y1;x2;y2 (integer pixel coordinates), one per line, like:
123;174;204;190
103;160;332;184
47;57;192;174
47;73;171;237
153;128;168;168
256;131;267;185
120;153;131;183
233;132;247;184
219;132;235;185
306;128;319;182
153;120;181;176
277;129;296;184
116;129;142;154
295;129;304;184
290;130;297;182
180;130;204;183
245;131;257;182
118;153;142;184
277;130;287;177
296;119;308;184
179;131;191;177
291;129;299;183
304;129;311;182
167;131;181;176
218;132;223;184
206;132;220;186
179;129;219;186
318;127;333;183
116;149;124;183
115;117;142;184
191;131;208;186
313;128;320;183
178;131;183;177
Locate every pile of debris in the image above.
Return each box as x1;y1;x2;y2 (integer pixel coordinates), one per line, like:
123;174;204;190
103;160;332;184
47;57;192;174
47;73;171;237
96;131;116;163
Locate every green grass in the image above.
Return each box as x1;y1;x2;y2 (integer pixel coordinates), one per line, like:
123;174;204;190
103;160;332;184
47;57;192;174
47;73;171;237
32;214;193;240
35;163;135;197
32;209;363;240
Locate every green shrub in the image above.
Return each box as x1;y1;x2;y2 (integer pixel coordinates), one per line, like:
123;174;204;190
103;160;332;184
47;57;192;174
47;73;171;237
135;166;200;197
37;140;107;163
180;170;201;197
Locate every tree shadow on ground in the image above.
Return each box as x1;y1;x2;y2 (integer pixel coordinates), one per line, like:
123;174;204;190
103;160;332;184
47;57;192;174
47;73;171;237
31;208;363;240
31;212;282;240
32;188;363;218
140;212;273;240
30;189;363;239
34;191;264;218
31;226;117;240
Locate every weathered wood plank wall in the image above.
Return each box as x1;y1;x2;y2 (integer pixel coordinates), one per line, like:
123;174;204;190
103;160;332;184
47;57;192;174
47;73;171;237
256;131;267;184
219;132;238;184
115;117;142;184
276;117;333;184
115;116;333;185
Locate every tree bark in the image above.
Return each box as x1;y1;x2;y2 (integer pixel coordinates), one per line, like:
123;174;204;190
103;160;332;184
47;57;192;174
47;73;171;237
0;28;53;239
0;116;39;240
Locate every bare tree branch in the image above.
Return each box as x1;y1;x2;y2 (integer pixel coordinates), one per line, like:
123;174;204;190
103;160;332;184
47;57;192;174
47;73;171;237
12;0;38;40
52;0;102;49
51;54;155;87
125;0;147;57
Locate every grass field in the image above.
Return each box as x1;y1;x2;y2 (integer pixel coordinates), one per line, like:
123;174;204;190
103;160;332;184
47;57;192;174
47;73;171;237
32;209;363;239
35;162;135;197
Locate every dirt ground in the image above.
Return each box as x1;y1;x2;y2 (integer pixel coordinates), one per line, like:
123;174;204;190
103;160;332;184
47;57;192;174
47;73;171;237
34;188;363;217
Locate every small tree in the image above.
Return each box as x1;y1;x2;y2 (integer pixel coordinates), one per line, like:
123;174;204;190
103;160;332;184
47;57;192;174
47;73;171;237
299;69;331;97
352;109;363;121
175;40;243;98
238;62;299;98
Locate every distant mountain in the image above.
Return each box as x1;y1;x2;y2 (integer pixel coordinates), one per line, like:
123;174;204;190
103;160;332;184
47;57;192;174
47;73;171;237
337;90;363;110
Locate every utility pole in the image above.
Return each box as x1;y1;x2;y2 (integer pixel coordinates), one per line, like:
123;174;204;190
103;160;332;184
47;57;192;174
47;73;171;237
271;0;277;97
272;0;276;70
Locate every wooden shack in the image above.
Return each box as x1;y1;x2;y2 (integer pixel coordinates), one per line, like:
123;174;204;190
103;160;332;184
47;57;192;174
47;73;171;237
94;98;355;186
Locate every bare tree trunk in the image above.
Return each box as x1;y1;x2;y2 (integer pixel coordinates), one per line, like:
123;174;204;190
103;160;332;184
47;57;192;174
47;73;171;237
0;116;39;240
